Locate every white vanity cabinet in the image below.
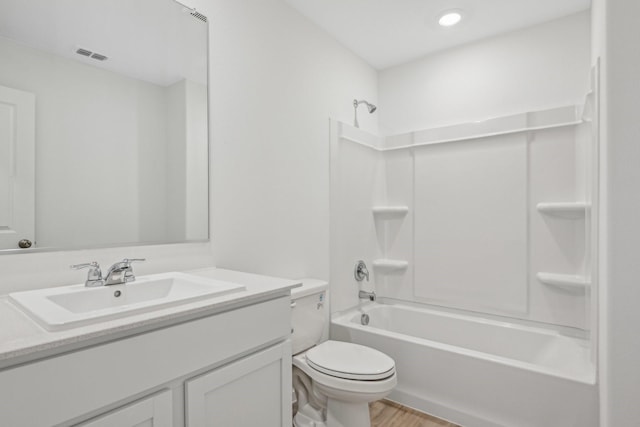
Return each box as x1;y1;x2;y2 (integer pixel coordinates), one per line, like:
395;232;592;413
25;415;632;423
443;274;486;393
77;390;173;427
0;295;292;427
186;343;291;427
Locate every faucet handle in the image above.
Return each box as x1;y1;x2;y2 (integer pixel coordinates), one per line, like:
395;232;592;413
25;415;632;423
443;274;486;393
354;260;370;282
70;261;100;270
121;258;145;282
70;261;104;287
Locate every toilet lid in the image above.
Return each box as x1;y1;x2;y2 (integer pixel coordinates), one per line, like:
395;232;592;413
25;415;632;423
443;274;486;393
305;341;395;381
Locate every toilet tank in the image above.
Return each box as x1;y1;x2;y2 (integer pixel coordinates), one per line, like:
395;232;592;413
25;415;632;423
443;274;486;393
291;279;329;355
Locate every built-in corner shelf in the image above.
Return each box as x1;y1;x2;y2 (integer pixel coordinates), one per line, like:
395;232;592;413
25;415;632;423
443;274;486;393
536;272;590;292
372;206;409;218
536;202;590;219
372;259;409;273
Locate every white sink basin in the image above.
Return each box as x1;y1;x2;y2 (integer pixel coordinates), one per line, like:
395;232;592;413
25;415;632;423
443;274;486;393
9;272;246;331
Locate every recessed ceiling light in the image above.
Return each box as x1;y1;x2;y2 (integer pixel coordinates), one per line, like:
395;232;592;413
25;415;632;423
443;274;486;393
438;10;463;27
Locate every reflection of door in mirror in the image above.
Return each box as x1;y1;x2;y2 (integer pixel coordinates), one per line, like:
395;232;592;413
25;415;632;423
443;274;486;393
0;85;35;250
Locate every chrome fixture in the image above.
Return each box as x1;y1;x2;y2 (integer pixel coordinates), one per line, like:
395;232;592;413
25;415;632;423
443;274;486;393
104;258;146;286
359;290;376;302
71;261;104;287
353;99;377;128
361;313;370;325
354;260;370;282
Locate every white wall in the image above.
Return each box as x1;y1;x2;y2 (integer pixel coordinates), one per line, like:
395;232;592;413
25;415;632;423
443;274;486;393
378;12;591;135
165;78;208;242
184;80;209;241
199;0;379;280
595;0;640;424
165;80;188;242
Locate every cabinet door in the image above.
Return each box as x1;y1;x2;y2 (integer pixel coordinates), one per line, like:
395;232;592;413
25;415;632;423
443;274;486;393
77;390;172;427
186;342;292;427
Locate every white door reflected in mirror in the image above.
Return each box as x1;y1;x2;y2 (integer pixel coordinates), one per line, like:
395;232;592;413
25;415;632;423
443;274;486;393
0;85;35;250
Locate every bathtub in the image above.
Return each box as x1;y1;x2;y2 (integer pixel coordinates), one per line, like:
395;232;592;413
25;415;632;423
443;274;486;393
331;302;598;427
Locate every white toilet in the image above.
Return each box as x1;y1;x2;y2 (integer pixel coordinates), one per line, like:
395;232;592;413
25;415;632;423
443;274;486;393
291;280;397;427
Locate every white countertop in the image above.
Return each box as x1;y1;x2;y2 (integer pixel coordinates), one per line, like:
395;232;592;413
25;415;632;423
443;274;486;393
0;268;301;370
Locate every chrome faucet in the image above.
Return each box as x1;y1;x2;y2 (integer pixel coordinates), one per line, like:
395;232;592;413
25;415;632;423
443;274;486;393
71;261;104;287
359;290;376;302
104;258;146;286
354;260;370;282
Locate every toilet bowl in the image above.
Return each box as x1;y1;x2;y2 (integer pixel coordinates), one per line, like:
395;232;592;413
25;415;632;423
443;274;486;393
291;280;397;427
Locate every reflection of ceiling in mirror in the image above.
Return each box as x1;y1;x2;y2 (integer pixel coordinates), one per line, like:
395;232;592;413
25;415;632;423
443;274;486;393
284;0;591;70
0;0;207;86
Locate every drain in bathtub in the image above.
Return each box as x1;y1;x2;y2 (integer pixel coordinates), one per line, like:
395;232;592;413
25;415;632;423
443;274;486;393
361;313;370;325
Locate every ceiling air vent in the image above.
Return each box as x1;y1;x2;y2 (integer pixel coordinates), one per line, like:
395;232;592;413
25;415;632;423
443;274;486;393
75;48;108;62
76;48;92;57
91;53;108;61
190;10;207;23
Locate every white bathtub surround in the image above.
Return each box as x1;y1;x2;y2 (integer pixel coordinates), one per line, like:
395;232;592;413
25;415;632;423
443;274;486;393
330;98;597;329
371;206;409;217
332;302;597;427
330;91;598;425
537;202;590;218
536;272;590;292
329;122;387;313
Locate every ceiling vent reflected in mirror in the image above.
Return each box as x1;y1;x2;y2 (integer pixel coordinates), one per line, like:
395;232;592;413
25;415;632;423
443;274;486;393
190;10;207;23
75;48;92;57
75;48;108;61
91;53;108;61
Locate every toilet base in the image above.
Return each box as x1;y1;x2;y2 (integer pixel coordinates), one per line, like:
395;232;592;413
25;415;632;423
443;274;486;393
326;399;371;427
294;399;371;427
293;408;327;427
293;401;326;427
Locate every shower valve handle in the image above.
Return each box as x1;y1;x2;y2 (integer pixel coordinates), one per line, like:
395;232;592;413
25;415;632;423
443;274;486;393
354;260;370;282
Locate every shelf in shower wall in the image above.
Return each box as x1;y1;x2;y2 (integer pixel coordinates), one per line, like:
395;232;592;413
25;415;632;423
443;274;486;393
536;202;590;219
372;259;409;273
372;206;409;218
536;272;590;292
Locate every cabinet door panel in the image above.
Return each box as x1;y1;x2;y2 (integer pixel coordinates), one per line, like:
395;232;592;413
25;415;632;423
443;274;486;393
186;342;292;427
77;390;172;427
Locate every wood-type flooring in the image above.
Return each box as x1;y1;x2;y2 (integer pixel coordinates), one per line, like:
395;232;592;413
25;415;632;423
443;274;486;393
370;400;461;427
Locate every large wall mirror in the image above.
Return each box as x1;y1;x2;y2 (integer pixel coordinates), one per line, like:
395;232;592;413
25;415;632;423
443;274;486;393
0;0;209;253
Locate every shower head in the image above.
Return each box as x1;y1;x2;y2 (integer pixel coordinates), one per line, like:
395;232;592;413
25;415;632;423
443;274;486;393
353;99;377;128
354;99;377;113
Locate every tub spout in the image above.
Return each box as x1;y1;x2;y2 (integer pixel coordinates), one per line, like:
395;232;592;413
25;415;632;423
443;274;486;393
359;290;376;302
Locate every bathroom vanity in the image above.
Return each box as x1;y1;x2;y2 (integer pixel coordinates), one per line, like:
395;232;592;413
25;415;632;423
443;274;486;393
0;268;299;427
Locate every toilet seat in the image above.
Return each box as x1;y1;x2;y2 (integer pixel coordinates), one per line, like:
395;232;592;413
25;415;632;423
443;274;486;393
305;340;396;381
293;352;397;397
